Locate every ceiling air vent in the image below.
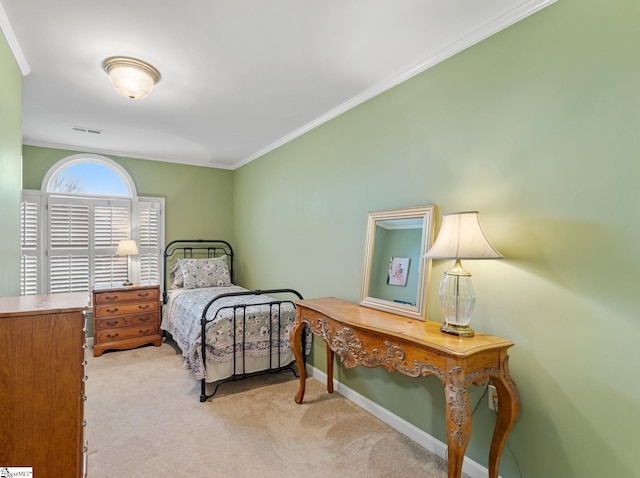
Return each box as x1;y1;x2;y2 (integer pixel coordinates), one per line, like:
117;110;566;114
71;126;102;135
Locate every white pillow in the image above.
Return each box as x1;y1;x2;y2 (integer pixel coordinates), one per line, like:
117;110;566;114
170;261;184;288
180;256;232;289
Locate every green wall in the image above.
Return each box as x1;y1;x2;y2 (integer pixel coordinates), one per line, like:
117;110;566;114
370;227;421;305
233;1;640;477
22;146;235;247
0;33;22;297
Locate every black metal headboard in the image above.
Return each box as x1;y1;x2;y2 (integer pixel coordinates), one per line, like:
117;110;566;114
162;239;234;303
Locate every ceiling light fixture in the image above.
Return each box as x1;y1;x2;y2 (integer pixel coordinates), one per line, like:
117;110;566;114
103;56;160;100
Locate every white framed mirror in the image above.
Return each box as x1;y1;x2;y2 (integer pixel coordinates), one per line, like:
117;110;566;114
359;205;436;320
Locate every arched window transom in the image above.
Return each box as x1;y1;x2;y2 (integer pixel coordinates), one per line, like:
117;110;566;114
43;154;136;198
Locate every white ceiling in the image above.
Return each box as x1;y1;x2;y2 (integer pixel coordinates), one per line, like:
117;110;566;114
0;0;553;170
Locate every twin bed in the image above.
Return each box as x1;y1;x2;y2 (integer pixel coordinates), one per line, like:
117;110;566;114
161;239;308;401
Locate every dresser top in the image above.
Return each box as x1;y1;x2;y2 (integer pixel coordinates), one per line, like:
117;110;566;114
0;292;90;318
93;282;158;293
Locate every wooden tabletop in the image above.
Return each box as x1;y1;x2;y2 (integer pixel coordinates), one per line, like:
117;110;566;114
0;292;90;318
295;297;514;358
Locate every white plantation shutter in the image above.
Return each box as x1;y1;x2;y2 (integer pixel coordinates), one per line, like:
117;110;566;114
47;196;139;292
93;255;128;286
20;256;38;295
94;205;130;246
137;198;163;285
48;198;91;292
50;255;90;293
20;192;41;295
20;186;164;295
93;202;130;287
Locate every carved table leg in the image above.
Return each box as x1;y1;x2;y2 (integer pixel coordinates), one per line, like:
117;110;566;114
445;367;471;478
488;355;520;478
291;315;306;404
326;342;334;394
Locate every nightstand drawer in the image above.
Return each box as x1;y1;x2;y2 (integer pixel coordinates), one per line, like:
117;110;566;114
94;312;159;330
94;316;127;329
95;324;160;343
94;288;159;305
94;301;158;318
130;313;159;326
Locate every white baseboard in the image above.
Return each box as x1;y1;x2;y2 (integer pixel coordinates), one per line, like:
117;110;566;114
308;366;499;478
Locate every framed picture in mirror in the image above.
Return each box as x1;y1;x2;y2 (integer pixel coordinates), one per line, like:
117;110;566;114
387;257;410;286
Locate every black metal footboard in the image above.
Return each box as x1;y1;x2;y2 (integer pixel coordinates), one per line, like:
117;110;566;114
199;288;304;402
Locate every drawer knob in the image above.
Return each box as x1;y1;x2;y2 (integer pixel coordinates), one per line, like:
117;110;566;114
138;304;150;310
106;320;118;326
104;295;119;301
139;329;150;335
106;308;119;313
138;292;150;298
106;333;119;339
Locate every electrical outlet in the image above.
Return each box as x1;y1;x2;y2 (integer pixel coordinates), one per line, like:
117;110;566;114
488;384;498;412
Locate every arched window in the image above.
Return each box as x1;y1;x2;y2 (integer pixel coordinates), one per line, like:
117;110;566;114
20;154;164;295
43;154;136;197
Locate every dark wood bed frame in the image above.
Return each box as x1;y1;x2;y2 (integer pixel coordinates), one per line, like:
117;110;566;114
162;239;305;402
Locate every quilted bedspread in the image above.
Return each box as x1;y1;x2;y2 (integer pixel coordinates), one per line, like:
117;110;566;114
161;286;302;380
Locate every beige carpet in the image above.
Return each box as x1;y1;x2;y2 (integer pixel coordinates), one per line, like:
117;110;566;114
85;339;458;477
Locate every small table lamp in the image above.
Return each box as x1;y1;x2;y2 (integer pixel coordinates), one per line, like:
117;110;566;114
117;239;139;286
425;211;503;337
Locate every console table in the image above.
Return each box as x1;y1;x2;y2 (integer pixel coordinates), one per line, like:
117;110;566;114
290;297;519;478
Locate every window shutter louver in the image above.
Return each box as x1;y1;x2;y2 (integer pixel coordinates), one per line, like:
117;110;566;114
138;199;162;285
94;205;130;247
49;200;91;293
50;255;90;293
20;256;38;295
50;203;90;247
20;198;40;295
94;255;128;286
93;203;131;287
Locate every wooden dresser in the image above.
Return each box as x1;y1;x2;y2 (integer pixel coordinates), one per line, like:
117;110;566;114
0;292;90;478
92;283;161;357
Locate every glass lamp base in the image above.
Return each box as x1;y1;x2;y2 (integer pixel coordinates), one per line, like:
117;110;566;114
441;322;475;337
438;261;476;338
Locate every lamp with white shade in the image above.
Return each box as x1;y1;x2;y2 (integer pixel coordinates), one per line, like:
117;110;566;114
424;211;503;337
117;239;139;286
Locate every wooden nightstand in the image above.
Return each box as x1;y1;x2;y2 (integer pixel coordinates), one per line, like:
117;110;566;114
92;283;161;357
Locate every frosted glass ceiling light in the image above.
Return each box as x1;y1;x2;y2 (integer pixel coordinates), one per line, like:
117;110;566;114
103;57;160;100
425;211;503;337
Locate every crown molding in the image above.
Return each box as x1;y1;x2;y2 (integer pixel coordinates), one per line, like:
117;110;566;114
236;0;557;170
0;0;30;75
23;139;236;170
